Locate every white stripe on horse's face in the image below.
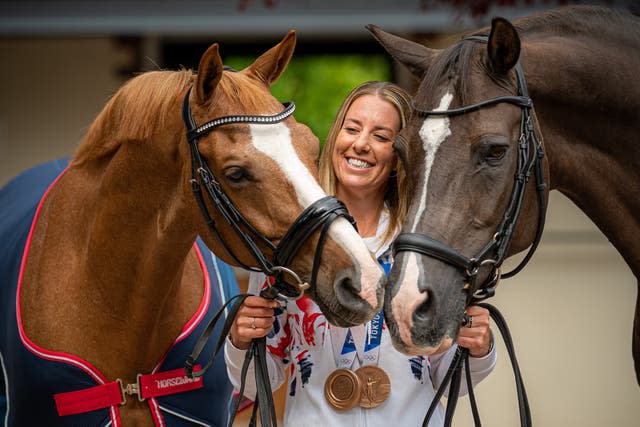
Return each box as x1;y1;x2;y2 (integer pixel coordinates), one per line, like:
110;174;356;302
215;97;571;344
391;252;426;350
250;123;326;207
249;123;382;308
390;92;452;351
411;92;453;232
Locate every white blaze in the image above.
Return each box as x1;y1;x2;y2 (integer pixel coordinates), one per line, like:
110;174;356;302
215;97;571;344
250;123;325;207
411;93;453;232
391;253;425;350
250;123;382;308
393;93;453;352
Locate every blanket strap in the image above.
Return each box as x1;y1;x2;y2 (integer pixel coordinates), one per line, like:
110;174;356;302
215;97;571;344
54;366;204;416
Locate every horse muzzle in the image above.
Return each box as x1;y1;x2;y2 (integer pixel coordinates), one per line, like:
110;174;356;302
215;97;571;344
385;250;466;355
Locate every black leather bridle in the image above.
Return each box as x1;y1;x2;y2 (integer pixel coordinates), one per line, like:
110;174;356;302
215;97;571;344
181;83;357;427
391;35;546;427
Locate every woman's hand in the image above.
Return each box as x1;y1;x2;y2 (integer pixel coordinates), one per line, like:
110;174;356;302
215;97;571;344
457;305;492;357
229;296;281;350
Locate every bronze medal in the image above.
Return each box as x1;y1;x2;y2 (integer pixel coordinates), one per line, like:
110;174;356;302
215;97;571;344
355;365;391;408
324;368;362;411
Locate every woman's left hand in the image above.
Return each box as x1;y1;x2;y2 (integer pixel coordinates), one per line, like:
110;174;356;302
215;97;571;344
457;305;492;357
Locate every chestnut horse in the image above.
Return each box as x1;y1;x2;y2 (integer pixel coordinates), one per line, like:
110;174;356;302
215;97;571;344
368;5;640;382
0;31;385;426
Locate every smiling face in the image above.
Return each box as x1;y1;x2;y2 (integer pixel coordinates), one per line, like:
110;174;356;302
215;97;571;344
332;94;399;204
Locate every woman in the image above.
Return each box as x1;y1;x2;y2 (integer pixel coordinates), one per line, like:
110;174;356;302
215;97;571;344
224;81;495;426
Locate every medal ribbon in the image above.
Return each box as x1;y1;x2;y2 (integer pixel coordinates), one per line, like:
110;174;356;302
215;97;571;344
332;309;384;370
332;247;390;370
335;326;357;369
361;311;384;366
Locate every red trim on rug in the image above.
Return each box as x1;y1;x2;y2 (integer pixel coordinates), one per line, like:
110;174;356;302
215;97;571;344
15;166;212;427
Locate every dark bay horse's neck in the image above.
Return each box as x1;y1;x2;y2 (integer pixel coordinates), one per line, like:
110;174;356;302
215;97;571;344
521;22;640;278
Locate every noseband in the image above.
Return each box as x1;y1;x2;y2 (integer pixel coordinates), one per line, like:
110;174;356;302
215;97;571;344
182;86;355;301
393;35;548;304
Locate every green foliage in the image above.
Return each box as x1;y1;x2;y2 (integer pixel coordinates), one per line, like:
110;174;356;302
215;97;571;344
225;54;391;147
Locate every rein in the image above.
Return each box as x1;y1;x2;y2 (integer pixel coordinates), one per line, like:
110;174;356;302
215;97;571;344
181;83;356;427
393;35;546;426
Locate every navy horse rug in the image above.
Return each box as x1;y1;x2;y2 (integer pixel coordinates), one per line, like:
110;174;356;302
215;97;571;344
0;159;238;426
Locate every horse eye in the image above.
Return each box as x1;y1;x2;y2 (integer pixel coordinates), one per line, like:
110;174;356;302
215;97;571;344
485;145;507;163
224;166;249;183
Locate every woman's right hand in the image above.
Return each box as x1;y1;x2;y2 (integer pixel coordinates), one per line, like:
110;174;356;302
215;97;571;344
229;295;281;350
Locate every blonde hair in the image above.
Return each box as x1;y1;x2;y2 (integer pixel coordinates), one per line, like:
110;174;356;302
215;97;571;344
318;81;412;244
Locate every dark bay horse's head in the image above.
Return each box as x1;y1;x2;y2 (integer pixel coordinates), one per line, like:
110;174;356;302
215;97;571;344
367;19;549;354
187;31;385;326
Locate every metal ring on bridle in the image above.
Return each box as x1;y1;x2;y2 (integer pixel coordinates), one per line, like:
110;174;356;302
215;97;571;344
269;266;310;300
472;267;502;299
465;258;479;277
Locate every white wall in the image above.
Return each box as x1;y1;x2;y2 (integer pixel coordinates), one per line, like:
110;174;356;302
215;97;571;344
455;193;639;426
2;39;639;426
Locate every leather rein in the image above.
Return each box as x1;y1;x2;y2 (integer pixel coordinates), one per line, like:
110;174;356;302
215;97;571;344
393;35;547;427
180;82;356;427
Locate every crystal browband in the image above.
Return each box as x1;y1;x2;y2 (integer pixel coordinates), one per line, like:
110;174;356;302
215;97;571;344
187;101;296;143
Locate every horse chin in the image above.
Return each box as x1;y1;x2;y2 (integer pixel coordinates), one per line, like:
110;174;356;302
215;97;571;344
312;291;378;327
384;306;458;356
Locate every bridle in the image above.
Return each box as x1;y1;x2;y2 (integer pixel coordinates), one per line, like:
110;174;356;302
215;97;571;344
393;35;547;305
181;85;356;301
390;35;546;427
181;80;359;427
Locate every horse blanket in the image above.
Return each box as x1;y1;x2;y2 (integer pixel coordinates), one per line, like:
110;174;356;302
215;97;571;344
0;159;239;426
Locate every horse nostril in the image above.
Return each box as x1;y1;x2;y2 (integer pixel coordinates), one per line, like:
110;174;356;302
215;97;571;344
413;294;433;323
334;274;380;313
334;277;360;307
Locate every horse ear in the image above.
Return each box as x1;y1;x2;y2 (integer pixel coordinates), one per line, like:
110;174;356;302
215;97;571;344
487;17;521;74
195;43;223;104
246;29;296;87
366;24;437;80
393;133;410;173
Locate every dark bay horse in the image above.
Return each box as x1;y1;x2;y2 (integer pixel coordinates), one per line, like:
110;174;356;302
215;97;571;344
0;31;385;426
367;5;640;382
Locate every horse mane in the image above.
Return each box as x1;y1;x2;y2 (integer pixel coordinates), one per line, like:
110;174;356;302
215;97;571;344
73;67;275;165
418;5;639;109
419;36;514;108
72;70;192;164
513;5;639;40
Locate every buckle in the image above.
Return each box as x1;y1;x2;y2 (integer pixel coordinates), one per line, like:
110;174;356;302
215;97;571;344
265;266;310;300
117;374;144;405
471;267;502;301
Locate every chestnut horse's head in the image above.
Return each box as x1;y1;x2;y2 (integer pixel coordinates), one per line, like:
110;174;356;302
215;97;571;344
185;31;385;326
367;19;548;354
